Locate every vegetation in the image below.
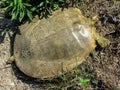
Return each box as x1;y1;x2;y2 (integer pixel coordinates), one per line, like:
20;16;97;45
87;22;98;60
0;0;65;22
46;61;92;90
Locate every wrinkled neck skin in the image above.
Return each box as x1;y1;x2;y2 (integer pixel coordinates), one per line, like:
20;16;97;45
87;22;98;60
87;17;110;48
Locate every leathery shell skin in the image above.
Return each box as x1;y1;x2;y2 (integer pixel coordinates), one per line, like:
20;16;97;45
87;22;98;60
14;8;101;79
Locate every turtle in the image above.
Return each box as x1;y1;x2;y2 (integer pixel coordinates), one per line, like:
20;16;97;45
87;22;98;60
9;8;110;79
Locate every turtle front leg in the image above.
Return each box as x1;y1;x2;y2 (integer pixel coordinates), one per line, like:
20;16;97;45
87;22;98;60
93;31;110;48
7;56;15;64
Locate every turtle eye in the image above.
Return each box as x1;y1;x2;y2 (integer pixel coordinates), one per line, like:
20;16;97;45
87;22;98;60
78;25;89;37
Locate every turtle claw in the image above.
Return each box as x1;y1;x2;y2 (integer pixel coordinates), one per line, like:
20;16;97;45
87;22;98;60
7;56;15;64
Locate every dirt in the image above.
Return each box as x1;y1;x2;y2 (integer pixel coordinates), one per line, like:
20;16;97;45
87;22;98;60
79;0;120;89
0;0;120;90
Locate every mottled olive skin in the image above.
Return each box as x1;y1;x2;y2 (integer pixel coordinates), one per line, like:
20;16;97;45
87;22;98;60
14;8;110;79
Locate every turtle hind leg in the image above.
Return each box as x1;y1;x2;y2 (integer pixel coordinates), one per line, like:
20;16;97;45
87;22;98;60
94;32;110;48
7;56;15;64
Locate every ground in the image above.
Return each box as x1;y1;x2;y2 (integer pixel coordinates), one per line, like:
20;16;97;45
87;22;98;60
0;0;120;90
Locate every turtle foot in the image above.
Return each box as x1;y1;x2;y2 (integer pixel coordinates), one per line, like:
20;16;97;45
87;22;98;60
7;56;15;64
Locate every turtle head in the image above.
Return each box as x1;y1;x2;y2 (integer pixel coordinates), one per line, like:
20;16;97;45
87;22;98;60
90;15;110;48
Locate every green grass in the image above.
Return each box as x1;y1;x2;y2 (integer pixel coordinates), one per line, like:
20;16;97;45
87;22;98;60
91;50;99;61
0;0;65;22
0;0;85;23
0;0;84;22
45;60;92;90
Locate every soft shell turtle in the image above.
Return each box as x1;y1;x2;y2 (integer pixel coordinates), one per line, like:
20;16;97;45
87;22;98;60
10;8;110;79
